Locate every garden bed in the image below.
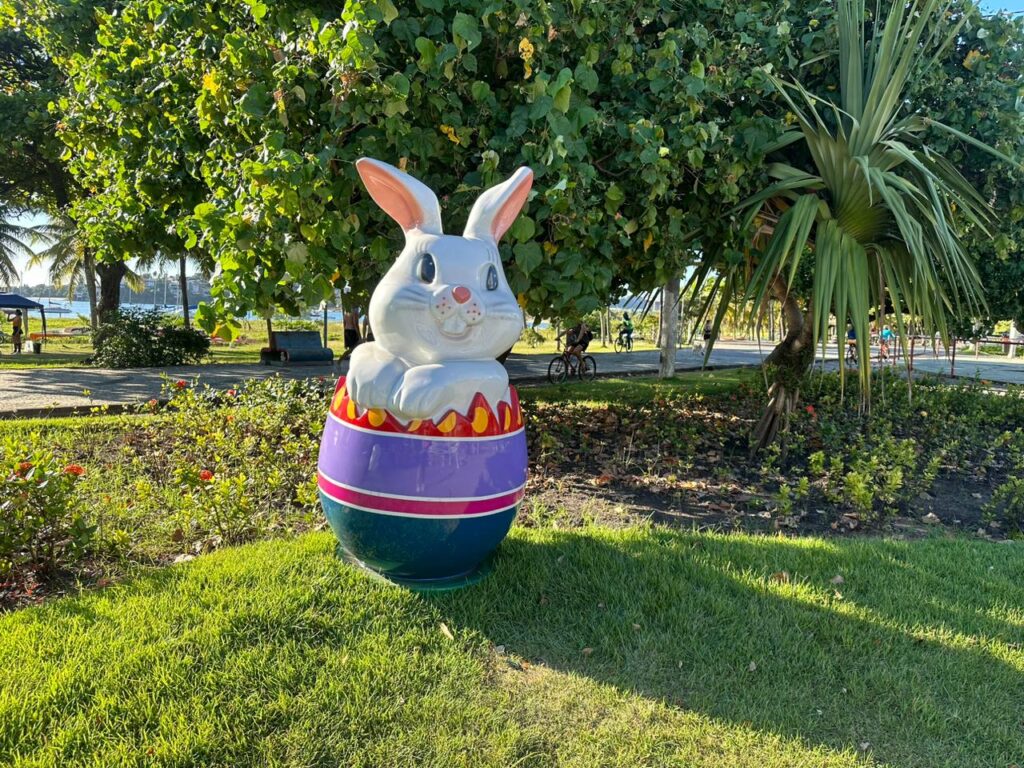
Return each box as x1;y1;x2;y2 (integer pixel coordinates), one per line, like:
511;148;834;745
2;370;1023;610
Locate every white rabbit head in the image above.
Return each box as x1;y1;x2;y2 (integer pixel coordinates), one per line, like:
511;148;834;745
356;158;530;365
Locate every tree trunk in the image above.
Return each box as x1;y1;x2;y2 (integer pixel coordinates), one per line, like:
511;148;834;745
83;248;98;330
96;261;126;324
659;275;679;378
750;279;815;455
178;255;190;328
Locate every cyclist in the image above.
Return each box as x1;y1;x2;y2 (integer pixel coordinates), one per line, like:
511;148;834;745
879;324;895;363
617;312;634;349
558;321;593;367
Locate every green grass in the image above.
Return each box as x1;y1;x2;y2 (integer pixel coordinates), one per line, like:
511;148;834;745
3;525;1023;767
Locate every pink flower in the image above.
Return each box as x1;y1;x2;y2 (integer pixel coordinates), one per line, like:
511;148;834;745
226;389;237;397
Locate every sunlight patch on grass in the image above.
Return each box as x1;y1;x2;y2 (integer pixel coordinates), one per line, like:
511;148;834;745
3;525;1023;766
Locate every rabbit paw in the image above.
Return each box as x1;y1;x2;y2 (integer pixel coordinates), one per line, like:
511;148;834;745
346;343;406;411
391;366;449;420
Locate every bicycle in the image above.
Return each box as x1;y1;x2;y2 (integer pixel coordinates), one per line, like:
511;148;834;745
547;347;597;383
613;332;634;353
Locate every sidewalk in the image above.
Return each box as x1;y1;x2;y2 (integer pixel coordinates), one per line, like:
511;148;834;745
2;341;1022;416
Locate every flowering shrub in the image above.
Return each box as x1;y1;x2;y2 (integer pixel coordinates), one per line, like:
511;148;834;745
0;435;94;577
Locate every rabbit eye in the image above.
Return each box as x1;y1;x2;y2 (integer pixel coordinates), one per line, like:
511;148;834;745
418;253;436;283
485;265;499;291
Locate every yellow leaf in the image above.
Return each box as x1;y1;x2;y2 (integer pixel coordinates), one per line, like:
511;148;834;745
202;71;220;95
643;231;654;252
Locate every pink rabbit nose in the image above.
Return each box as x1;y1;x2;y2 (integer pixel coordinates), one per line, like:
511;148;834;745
452;285;472;304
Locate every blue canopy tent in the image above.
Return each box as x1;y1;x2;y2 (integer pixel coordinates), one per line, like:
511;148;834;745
0;294;46;350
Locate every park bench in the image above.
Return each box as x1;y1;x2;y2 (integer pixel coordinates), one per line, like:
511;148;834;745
260;330;334;365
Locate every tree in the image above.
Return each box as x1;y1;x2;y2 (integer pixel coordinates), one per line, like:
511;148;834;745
0;3;125;321
0;205;30;287
50;0;845;338
688;0;1020;450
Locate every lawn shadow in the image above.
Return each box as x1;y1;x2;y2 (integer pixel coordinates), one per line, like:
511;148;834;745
435;529;1024;768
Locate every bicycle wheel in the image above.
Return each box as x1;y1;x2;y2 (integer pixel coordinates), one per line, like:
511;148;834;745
614;337;625;353
547;355;569;383
579;355;597;381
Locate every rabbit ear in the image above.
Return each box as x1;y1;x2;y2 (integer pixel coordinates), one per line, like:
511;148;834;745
355;158;443;236
463;167;533;242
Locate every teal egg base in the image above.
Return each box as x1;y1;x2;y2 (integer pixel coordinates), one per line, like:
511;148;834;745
335;543;494;591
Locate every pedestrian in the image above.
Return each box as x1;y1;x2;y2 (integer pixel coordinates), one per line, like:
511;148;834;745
342;310;361;357
8;309;23;354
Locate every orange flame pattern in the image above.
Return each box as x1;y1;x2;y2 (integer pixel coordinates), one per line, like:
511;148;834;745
330;376;523;438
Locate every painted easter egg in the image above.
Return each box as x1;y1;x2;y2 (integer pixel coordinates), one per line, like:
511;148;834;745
318;376;526;585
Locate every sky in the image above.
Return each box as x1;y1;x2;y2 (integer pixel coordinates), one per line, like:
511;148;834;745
9;1;1023;287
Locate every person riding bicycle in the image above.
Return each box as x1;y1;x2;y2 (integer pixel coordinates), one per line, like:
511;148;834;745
617;313;634;348
879;324;895;363
558;321;593;366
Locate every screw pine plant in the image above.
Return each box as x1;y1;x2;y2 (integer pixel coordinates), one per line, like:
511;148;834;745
688;0;1017;451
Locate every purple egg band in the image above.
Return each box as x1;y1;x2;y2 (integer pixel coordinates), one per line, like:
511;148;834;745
317;414;527;498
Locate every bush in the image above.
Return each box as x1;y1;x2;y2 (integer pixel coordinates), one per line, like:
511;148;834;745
92;309;210;368
0;435;94;577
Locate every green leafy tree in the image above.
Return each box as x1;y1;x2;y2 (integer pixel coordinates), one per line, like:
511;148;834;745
51;0;839;338
0;205;30;287
689;0;1020;450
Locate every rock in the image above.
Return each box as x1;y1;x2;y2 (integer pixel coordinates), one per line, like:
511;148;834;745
172;554;195;565
922;512;941;524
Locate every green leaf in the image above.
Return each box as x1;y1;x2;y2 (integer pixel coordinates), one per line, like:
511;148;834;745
414;37;436;68
470;81;491;103
508;216;535;242
452;13;481;52
513;242;542;275
378;0;399;24
553;85;571;113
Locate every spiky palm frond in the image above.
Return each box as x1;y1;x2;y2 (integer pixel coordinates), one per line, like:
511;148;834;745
0;207;31;288
29;215;145;296
692;0;1015;405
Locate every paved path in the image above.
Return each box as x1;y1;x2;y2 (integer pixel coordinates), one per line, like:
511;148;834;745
2;341;1023;416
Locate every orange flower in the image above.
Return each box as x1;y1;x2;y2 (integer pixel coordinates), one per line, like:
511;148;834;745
147;398;159;409
15;461;32;476
64;464;86;477
199;469;214;482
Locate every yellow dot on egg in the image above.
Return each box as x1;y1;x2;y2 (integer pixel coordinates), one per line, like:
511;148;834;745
503;408;512;431
407;419;422;433
346;400;357;420
438;412;457;433
332;391;346;412
472;407;489;433
368;409;386;427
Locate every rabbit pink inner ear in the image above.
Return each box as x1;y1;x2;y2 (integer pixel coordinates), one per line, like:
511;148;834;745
489;169;533;241
355;158;443;234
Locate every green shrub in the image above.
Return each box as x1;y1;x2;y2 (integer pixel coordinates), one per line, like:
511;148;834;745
0;436;94;577
518;326;546;348
92;309;210;368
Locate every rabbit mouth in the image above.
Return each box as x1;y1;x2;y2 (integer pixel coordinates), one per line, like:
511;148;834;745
438;315;473;339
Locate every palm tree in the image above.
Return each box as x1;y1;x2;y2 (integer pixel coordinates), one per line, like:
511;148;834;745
689;0;1013;451
0;206;31;289
29;215;145;329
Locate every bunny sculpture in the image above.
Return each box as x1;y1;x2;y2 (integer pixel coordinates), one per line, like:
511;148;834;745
346;157;531;421
317;158;533;587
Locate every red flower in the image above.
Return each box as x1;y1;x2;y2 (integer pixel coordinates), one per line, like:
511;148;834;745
64;464;86;477
199;469;214;482
175;380;187;389
805;404;816;417
15;461;32;476
226;388;237;397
